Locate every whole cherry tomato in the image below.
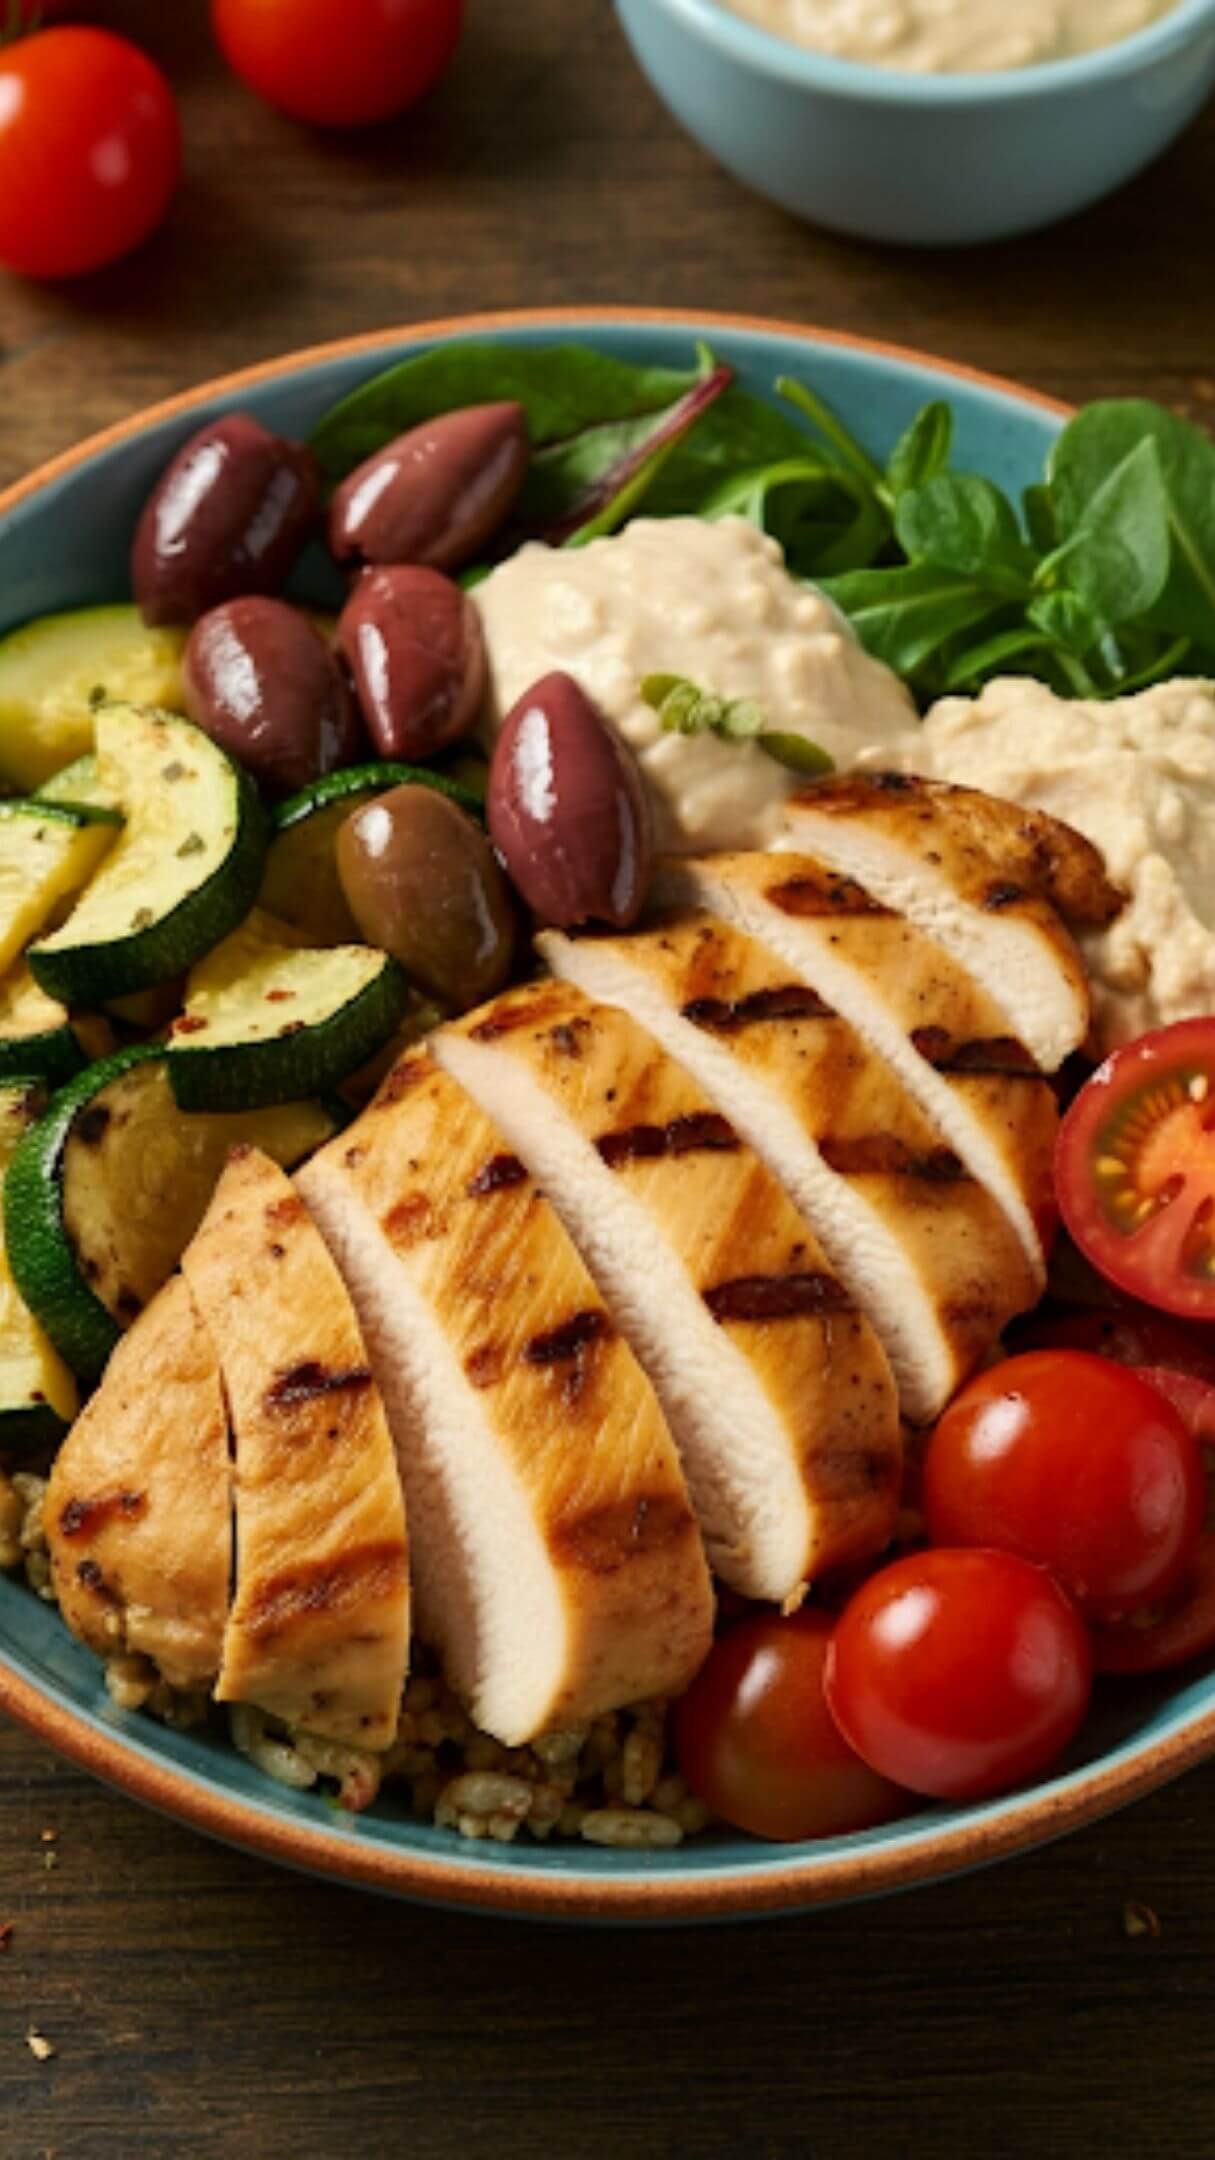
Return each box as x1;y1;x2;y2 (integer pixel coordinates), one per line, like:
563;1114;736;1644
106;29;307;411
211;0;464;128
0;28;180;280
1092;1371;1215;1676
825;1548;1092;1803
674;1609;911;1843
923;1351;1205;1621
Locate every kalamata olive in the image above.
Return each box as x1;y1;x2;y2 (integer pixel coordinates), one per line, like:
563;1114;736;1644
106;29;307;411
182;597;363;795
133;413;321;627
328;403;529;573
487;672;653;930
338;565;486;761
337;784;517;1009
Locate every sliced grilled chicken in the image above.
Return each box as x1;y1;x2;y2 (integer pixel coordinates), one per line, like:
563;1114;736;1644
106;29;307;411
659;852;1057;1278
45;1274;230;1694
181;1147;410;1753
297;1052;713;1747
541;916;1039;1424
780;774;1123;1070
436;983;901;1604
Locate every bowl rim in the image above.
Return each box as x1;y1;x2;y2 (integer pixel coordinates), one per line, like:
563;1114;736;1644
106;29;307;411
631;0;1215;105
1;302;1208;1923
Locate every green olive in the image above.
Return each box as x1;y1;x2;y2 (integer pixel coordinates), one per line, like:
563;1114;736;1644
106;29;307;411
336;783;517;1011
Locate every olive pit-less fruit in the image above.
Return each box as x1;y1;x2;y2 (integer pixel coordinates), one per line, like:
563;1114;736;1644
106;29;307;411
487;670;653;929
338;564;486;761
328;402;530;573
132;412;321;627
182;597;363;795
336;784;517;1010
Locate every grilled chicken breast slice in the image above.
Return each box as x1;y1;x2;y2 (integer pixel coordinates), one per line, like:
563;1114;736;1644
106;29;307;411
297;1053;713;1748
780;774;1122;1070
437;983;900;1605
541;916;1038;1424
45;1274;230;1695
181;1147;409;1753
659;853;1057;1278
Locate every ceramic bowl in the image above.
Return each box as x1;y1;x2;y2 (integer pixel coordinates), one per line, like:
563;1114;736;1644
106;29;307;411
3;309;1214;1923
614;0;1215;244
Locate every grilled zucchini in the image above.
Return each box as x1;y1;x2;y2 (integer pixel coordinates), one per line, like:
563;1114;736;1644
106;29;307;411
0;605;186;791
0;965;83;1087
0;799;121;981
0;1082;77;1455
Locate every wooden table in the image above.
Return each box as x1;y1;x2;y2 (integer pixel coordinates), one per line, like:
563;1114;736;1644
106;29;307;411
3;4;1215;2152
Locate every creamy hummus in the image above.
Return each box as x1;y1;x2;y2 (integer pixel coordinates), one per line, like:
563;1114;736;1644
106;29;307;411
864;676;1215;1048
474;516;915;851
719;0;1176;72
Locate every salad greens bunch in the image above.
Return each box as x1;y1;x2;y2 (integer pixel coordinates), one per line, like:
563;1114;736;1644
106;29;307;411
312;341;1215;703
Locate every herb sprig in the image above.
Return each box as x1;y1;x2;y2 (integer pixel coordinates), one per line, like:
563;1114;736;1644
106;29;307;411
640;674;835;777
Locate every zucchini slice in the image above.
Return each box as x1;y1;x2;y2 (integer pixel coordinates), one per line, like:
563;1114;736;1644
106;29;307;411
261;760;483;944
0;605;186;792
0;799;121;980
167;910;407;1112
0;964;83;1086
28;704;268;1004
0;1082;78;1455
36;753;119;816
3;1047;344;1382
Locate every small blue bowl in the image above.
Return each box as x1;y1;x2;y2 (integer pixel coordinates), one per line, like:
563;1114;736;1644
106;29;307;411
615;0;1215;243
2;309;1214;1922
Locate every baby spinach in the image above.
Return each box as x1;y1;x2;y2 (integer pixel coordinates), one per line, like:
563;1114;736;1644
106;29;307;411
698;457;889;577
1049;400;1215;654
819;564;1009;679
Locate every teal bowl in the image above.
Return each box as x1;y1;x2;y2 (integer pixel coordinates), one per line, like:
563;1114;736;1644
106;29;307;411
2;309;1213;1922
615;0;1215;243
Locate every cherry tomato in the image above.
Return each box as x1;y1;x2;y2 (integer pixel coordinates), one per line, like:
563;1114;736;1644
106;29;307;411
211;0;464;128
1009;1299;1215;1388
1057;1019;1215;1322
923;1351;1205;1621
825;1548;1092;1802
0;28;180;280
674;1610;911;1843
1092;1372;1215;1675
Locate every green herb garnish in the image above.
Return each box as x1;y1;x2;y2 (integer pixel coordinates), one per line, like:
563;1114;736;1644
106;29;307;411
641;675;834;778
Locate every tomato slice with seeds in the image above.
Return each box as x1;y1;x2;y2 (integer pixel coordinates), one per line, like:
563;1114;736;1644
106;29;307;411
1056;1020;1215;1320
1091;1371;1215;1675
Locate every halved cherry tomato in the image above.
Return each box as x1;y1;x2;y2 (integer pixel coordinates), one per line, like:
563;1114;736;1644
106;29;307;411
1057;1020;1215;1321
825;1548;1092;1802
211;0;464;128
1092;1372;1215;1675
0;27;180;280
674;1610;911;1843
923;1352;1205;1621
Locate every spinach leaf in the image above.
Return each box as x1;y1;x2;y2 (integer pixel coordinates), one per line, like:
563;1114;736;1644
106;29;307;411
535;368;735;545
1023;483;1059;553
821;563;1007;677
884;402;953;503
1049;400;1215;650
698;456;890;576
943;624;1064;692
1038;436;1171;625
639;385;813;516
895;474;1034;595
774;375;884;489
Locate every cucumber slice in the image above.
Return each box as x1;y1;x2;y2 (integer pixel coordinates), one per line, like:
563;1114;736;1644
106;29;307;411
29;704;268;1004
261;760;483;943
4;1047;344;1382
167;910;407;1112
0;1082;78;1455
0;800;121;981
0;606;186;791
36;753;119;816
0;964;83;1087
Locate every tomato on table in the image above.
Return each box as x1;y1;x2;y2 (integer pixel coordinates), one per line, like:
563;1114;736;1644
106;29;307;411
1057;1019;1215;1321
211;0;465;128
825;1548;1092;1803
0;28;180;280
674;1609;911;1842
1091;1370;1215;1676
923;1351;1205;1620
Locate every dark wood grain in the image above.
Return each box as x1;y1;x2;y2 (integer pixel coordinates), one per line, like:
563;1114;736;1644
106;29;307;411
3;2;1215;2151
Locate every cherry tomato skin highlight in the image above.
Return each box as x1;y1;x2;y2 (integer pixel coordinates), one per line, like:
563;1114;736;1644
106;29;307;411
0;29;181;280
923;1352;1205;1621
825;1548;1092;1803
211;0;464;128
675;1610;911;1843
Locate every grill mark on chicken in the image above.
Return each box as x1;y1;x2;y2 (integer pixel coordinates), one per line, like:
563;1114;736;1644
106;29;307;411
468;990;568;1042
596;1112;739;1169
704;1272;854;1324
818;1134;967;1182
75;1557;117;1600
466;1152;528;1197
910;1025;1037;1075
265;1193;307;1230
376;1055;429;1105
523;1307;614;1367
984;881;1027;911
681;984;833;1032
766;867;892;919
263;1361;373;1410
57;1489;147;1539
551;1491;697;1576
241;1541;408;1643
383;1192;438;1248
